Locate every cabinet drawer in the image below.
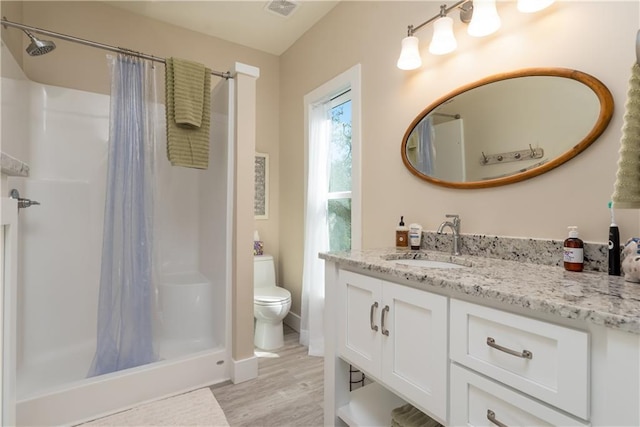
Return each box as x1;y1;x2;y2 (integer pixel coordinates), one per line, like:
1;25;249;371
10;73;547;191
451;363;589;427
450;299;589;419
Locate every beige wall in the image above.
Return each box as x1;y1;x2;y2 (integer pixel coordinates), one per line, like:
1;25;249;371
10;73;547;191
0;2;24;70
279;1;640;316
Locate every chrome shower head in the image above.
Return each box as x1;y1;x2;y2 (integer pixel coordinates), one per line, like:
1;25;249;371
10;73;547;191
23;29;56;56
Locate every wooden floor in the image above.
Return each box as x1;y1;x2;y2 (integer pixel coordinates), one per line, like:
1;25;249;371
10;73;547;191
211;327;324;427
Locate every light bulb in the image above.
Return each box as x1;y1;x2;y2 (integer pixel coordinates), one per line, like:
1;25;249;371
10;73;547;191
429;16;457;55
468;0;501;37
517;0;555;13
397;36;422;70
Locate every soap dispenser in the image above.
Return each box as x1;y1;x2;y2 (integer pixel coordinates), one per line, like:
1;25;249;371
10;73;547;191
396;216;409;248
563;226;584;272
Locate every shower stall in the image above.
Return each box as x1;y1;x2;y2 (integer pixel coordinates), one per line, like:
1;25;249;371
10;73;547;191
1;35;235;425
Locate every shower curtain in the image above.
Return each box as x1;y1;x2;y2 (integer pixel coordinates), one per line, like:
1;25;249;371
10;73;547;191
300;101;331;357
416;116;435;175
88;54;158;376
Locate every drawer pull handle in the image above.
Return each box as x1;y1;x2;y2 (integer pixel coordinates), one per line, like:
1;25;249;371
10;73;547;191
487;409;508;427
486;337;533;360
370;302;379;332
381;305;390;336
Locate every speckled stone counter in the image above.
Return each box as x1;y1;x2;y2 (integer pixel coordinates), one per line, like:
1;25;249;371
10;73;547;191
320;247;640;335
421;231;609;272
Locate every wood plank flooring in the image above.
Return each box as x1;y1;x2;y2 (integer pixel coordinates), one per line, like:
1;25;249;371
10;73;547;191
211;327;324;427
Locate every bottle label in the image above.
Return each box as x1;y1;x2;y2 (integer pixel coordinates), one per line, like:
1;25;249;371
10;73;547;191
563;247;584;263
396;231;408;247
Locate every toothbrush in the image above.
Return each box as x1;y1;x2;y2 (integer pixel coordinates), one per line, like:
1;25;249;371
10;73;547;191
609;201;621;276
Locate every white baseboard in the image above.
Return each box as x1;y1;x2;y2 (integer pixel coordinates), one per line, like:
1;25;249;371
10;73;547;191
284;312;301;332
231;355;258;384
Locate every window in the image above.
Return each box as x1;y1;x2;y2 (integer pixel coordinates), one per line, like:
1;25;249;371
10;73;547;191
301;64;360;355
328;90;352;252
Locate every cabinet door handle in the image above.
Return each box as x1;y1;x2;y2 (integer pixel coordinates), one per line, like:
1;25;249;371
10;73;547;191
487;409;508;427
381;305;390;336
370;302;379;332
486;337;533;360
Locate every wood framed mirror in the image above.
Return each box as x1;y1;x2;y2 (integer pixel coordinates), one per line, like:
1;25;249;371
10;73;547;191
401;68;614;189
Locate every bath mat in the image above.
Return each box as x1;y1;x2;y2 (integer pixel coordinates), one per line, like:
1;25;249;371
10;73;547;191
79;388;230;426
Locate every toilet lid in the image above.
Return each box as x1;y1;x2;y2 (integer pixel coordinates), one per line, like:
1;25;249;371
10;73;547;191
255;287;291;303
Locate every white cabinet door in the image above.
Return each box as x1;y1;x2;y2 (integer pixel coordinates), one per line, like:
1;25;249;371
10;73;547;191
381;281;448;423
337;270;448;423
338;270;382;377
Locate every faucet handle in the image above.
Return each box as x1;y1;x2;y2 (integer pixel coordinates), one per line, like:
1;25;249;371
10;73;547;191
446;214;460;226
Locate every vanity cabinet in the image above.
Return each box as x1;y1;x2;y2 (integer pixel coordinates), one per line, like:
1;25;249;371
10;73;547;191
337;270;448;423
450;299;590;424
324;257;640;427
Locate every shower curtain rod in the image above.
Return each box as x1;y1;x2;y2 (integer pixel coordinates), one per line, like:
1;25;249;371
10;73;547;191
1;18;232;79
432;112;461;119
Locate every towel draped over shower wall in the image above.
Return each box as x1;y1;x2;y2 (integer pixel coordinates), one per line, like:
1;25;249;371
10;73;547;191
164;57;212;169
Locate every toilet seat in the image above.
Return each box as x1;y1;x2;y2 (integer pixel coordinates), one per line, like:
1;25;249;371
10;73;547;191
254;287;291;305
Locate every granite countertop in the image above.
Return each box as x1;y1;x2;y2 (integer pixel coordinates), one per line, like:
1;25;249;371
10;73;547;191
320;247;640;335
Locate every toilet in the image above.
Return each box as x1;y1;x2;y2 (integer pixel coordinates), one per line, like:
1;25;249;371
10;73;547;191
254;255;292;350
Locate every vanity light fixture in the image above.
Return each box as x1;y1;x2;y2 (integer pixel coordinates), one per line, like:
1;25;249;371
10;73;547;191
467;0;501;37
397;35;422;70
429;6;457;55
397;0;555;70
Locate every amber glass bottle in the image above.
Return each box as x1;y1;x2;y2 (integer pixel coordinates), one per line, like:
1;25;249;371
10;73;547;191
563;226;584;272
396;216;409;248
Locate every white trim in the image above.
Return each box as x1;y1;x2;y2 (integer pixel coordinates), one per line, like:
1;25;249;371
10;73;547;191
224;77;235;380
327;191;351;200
1;198;18;426
231;62;260;79
284;312;301;333
230;355;258;384
303;64;362;250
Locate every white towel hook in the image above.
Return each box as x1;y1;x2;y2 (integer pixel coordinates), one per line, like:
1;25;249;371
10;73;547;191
636;29;640;65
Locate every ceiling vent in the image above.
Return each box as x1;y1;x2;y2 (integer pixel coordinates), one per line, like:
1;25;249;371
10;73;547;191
265;0;299;18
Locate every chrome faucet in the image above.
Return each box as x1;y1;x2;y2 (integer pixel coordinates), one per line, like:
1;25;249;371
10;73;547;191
437;214;461;256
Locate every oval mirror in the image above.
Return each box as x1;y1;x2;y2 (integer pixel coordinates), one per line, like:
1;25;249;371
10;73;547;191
401;68;614;189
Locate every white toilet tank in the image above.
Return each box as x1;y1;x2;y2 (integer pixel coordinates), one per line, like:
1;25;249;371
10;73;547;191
254;255;276;288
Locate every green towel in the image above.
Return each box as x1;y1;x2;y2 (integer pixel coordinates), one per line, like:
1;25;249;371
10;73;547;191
612;63;640;208
165;57;211;169
172;58;206;127
391;404;442;427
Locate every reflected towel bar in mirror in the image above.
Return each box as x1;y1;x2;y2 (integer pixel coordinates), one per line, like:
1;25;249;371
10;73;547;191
480;145;544;166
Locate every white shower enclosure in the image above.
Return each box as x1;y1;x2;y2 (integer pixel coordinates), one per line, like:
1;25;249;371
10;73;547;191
1;46;234;426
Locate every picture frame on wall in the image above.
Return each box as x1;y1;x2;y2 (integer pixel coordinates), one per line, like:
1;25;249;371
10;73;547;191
255;152;269;220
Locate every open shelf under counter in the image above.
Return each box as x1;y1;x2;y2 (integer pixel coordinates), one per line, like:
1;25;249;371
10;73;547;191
337;382;407;427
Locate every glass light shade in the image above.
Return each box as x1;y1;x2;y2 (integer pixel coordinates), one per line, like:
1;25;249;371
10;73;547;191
517;0;555;13
429;16;457;55
397;36;422;70
468;0;501;37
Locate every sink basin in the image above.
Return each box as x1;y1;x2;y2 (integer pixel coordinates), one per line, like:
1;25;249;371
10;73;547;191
390;259;466;269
